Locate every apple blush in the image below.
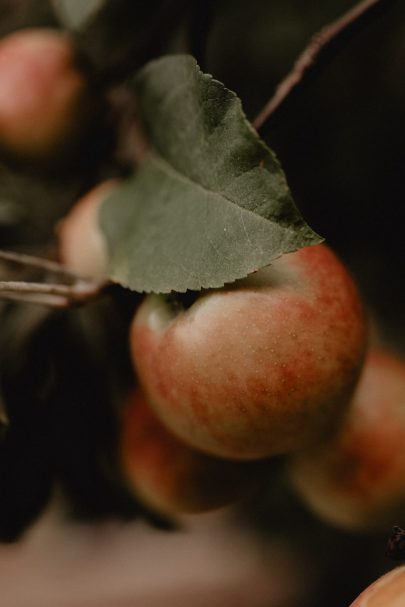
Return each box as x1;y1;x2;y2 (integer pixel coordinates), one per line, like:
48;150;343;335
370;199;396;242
130;244;367;460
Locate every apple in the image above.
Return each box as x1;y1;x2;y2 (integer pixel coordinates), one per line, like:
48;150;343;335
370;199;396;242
0;28;93;161
120;388;269;515
288;350;405;530
57;179;117;279
349;565;405;606
130;243;367;460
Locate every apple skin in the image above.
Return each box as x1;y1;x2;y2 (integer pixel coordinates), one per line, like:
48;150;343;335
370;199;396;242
349;566;405;606
120;388;269;515
131;243;367;460
0;28;92;160
57;179;117;279
288;350;405;531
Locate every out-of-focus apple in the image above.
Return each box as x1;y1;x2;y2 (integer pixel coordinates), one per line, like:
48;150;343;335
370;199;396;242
349;565;405;606
130;244;367;460
120;389;269;516
57;179;117;279
288;350;405;530
0;28;93;161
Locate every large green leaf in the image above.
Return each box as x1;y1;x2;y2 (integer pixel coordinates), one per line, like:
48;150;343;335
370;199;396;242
100;55;322;293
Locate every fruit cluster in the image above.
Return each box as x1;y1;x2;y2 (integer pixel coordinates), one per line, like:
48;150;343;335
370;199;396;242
43;26;402;531
59;178;369;513
1;26;404;606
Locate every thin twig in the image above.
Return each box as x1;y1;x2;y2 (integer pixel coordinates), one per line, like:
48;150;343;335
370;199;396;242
253;0;396;131
0;248;110;307
0;291;71;308
0;278;108;308
0;249;81;279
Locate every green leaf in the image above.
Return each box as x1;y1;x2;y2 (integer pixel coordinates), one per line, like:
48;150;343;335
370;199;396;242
100;55;322;293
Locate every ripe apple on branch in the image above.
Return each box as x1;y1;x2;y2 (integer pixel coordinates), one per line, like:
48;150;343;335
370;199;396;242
58;181;367;460
130;243;367;461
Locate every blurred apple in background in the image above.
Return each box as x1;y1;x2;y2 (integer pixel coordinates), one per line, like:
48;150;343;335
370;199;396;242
57;179;118;279
288;350;405;531
0;28;95;162
120;388;271;516
349;565;405;606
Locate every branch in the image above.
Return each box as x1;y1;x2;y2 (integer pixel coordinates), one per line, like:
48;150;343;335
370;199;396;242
0;278;107;308
0;249;109;307
0;249;80;278
252;0;396;131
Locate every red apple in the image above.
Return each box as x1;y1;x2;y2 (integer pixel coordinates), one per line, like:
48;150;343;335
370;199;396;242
349;565;405;606
57;179;117;279
130;243;367;460
288;350;405;530
0;28;92;160
120;388;268;515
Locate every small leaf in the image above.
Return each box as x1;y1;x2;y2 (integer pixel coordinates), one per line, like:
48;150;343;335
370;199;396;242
100;55;322;293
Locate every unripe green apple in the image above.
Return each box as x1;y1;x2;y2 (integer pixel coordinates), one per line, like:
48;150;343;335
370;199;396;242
0;28;92;160
120;388;268;515
349;566;405;606
288;350;405;530
57;179;117;279
131;244;367;460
